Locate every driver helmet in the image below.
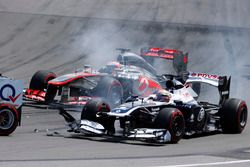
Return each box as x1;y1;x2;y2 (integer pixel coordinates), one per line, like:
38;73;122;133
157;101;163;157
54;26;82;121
155;89;171;102
99;61;122;74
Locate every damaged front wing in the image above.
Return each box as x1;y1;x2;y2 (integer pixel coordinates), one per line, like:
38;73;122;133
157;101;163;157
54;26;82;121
79;119;171;143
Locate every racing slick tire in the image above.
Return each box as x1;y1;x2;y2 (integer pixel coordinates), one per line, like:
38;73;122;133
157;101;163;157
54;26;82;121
94;76;123;108
0;104;19;136
81;99;110;121
220;98;248;134
81;99;115;134
29;70;56;90
154;108;185;143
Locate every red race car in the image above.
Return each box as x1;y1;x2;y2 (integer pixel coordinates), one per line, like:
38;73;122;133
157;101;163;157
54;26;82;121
24;48;188;111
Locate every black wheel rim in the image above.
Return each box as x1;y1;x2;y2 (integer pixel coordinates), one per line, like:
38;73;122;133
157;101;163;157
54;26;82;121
172;116;184;137
0;109;14;130
240;107;247;127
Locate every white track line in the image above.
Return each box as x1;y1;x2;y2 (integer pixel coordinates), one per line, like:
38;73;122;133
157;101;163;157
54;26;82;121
156;159;250;167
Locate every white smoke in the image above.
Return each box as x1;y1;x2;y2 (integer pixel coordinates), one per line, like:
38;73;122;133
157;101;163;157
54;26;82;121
77;21;144;69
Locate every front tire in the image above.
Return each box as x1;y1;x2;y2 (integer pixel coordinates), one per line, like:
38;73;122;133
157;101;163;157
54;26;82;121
220;98;248;133
93;76;123;108
81;99;114;134
29;70;56;90
154;108;185;143
0;104;19;136
81;99;110;121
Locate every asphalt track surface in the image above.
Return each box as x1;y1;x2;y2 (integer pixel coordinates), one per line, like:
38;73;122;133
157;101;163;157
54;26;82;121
0;1;250;167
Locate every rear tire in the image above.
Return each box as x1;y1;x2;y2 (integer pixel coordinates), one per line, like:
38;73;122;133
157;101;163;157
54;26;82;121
29;70;56;90
154;108;185;143
0;105;18;136
220;98;248;133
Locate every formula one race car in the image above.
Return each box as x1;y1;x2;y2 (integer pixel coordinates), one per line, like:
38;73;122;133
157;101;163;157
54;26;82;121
59;72;248;144
0;75;23;135
24;48;188;111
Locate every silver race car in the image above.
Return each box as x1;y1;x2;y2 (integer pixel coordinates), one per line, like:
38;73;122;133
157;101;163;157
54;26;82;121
24;48;188;110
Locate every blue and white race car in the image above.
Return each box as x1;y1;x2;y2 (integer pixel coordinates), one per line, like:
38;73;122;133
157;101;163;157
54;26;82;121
59;72;248;144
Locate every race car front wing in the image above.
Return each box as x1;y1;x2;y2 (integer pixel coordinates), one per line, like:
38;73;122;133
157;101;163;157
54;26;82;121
79;119;171;143
59;108;172;143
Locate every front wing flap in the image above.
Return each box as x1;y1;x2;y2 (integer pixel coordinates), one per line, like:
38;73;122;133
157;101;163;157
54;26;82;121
80;119;106;135
23;88;46;102
79;119;171;143
128;128;171;143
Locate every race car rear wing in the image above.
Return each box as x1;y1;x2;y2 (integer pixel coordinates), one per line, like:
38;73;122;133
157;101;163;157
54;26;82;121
186;72;231;104
140;47;188;74
116;48;157;75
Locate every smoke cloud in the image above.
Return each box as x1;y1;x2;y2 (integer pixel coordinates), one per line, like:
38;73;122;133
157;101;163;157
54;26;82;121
0;1;249;105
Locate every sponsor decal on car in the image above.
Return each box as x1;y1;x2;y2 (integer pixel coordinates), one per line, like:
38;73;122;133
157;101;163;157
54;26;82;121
191;72;219;80
0;84;21;103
